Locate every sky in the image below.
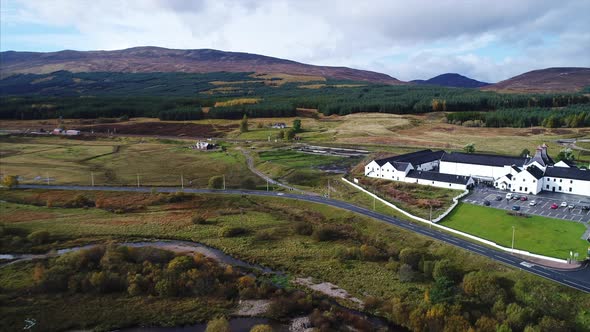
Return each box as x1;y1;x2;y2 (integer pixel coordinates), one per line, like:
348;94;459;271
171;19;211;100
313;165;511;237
1;0;589;83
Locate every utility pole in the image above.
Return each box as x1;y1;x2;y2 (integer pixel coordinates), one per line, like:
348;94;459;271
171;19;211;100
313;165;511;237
511;226;515;253
91;172;95;187
137;174;140;188
181;173;184;190
327;179;330;198
46;172;50;185
223;175;226;190
266;179;269;192
373;195;376;211
429;205;433;229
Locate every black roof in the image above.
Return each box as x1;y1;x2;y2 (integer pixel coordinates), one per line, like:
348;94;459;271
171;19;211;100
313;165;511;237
526;165;544;179
441;152;529;167
545;166;590;181
375;149;443;167
406;170;472;185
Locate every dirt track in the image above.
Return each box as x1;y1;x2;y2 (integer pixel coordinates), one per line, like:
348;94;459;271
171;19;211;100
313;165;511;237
87;122;237;137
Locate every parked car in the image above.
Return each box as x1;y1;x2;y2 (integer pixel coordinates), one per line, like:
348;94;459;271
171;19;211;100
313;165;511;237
505;193;512;199
550;203;559;209
495;195;503;201
512;205;520;211
512;195;520;200
560;201;567;207
529;200;537;206
568;204;575;209
520;196;528;201
483;200;491;206
582;205;590;211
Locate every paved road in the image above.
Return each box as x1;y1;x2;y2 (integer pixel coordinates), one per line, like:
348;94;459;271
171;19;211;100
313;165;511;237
12;184;590;294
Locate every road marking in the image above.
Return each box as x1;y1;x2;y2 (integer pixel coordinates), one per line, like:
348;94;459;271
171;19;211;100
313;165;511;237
494;255;515;264
532;269;550;276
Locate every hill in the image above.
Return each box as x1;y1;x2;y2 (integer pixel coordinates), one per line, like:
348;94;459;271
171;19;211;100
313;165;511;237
482;67;590;93
411;73;490;88
0;46;402;85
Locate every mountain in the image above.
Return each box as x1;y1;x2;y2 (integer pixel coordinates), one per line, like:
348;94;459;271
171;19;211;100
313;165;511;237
411;73;490;88
0;46;402;85
482;67;590;93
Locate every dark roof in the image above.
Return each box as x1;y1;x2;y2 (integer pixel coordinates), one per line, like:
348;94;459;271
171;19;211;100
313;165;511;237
526;165;544;179
511;165;521;173
392;162;410;170
406;170;472;185
441;152;528;167
375;149;443;167
545;167;590;181
506;174;513;180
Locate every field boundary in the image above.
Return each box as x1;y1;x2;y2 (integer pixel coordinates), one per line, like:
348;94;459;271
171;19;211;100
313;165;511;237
340;177;568;264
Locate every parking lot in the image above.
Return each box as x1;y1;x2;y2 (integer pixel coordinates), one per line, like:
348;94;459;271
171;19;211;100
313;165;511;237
465;186;590;223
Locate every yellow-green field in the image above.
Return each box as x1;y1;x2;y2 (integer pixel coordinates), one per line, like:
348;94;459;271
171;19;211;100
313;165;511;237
0;136;260;188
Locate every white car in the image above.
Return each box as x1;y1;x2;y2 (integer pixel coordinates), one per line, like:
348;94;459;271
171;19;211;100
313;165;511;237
506;193;512;199
560;201;567;207
568;204;575;209
529;201;537;206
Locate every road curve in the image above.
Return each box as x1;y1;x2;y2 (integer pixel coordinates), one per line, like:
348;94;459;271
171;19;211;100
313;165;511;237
12;184;590;294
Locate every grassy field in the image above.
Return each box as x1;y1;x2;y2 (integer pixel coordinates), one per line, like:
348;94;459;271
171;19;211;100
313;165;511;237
5;114;588;157
0;136;261;188
2;189;590;331
440;203;589;258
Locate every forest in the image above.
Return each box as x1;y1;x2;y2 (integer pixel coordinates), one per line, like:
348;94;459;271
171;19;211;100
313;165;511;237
1;71;590;123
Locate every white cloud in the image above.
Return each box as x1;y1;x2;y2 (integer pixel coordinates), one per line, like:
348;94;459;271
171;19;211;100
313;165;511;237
2;0;589;82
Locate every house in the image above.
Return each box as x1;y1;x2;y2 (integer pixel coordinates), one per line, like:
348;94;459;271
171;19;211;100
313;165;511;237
51;128;64;135
192;141;216;150
65;130;80;136
365;144;589;197
271;123;287;129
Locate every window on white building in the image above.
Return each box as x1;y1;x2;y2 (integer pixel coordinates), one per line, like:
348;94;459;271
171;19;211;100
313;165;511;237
569;188;572;192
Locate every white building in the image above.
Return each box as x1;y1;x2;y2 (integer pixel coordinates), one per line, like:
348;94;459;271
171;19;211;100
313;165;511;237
365;145;589;197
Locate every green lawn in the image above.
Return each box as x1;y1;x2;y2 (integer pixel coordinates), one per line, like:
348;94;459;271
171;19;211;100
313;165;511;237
441;203;589;259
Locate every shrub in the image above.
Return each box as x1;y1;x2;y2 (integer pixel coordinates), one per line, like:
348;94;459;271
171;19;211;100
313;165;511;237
219;226;247;237
360;244;381;261
206;317;230;332
155;278;177;297
250;325;273;332
294;222;313;236
398;264;417;282
167;256;195;272
240;178;257;189
65;194;95;208
254;230;274;241
312;225;341;241
27;230;50;245
432;259;461;281
208;176;224;189
268;292;312;319
399;248;422;269
191;213;209;224
2;175;18;188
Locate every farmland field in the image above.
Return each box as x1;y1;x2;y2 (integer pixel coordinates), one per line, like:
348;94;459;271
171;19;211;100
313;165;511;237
440;203;588;258
0;136;260;188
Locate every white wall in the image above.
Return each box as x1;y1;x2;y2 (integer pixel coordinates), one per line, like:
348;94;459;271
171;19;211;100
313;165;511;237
416;160;439;171
543;177;590;196
404;177;471;190
511;171;542;195
440;161;509;179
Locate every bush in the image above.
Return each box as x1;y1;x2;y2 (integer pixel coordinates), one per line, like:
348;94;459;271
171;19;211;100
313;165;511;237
359;244;381;261
398;264;417;282
399;248;422;269
191;213;209;224
206;317;230;332
250;325;273;332
312;225;341;241
432;259;461;281
208;176;224;189
294;222;313;236
27;230;50;245
2;175;18;188
240;178;257;189
65;194;95;208
168;256;195;272
219;226;248;237
254;230;274;241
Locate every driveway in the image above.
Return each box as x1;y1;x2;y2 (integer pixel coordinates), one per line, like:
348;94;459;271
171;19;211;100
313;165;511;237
465;186;590;224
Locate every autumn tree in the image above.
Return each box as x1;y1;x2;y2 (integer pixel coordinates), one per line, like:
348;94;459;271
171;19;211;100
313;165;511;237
2;175;18;188
206;317;230;332
208;176;224;189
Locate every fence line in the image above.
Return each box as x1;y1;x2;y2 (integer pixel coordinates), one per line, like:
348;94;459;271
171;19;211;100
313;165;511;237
341;177;568;264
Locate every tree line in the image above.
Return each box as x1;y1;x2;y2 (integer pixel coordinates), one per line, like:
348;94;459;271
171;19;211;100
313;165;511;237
446;104;590;128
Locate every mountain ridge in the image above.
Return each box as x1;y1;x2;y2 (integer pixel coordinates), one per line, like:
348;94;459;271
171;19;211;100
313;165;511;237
0;46;403;85
481;67;590;93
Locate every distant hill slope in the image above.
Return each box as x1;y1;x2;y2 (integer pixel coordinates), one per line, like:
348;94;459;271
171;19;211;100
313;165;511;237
411;73;490;88
0;46;402;85
482;67;590;93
